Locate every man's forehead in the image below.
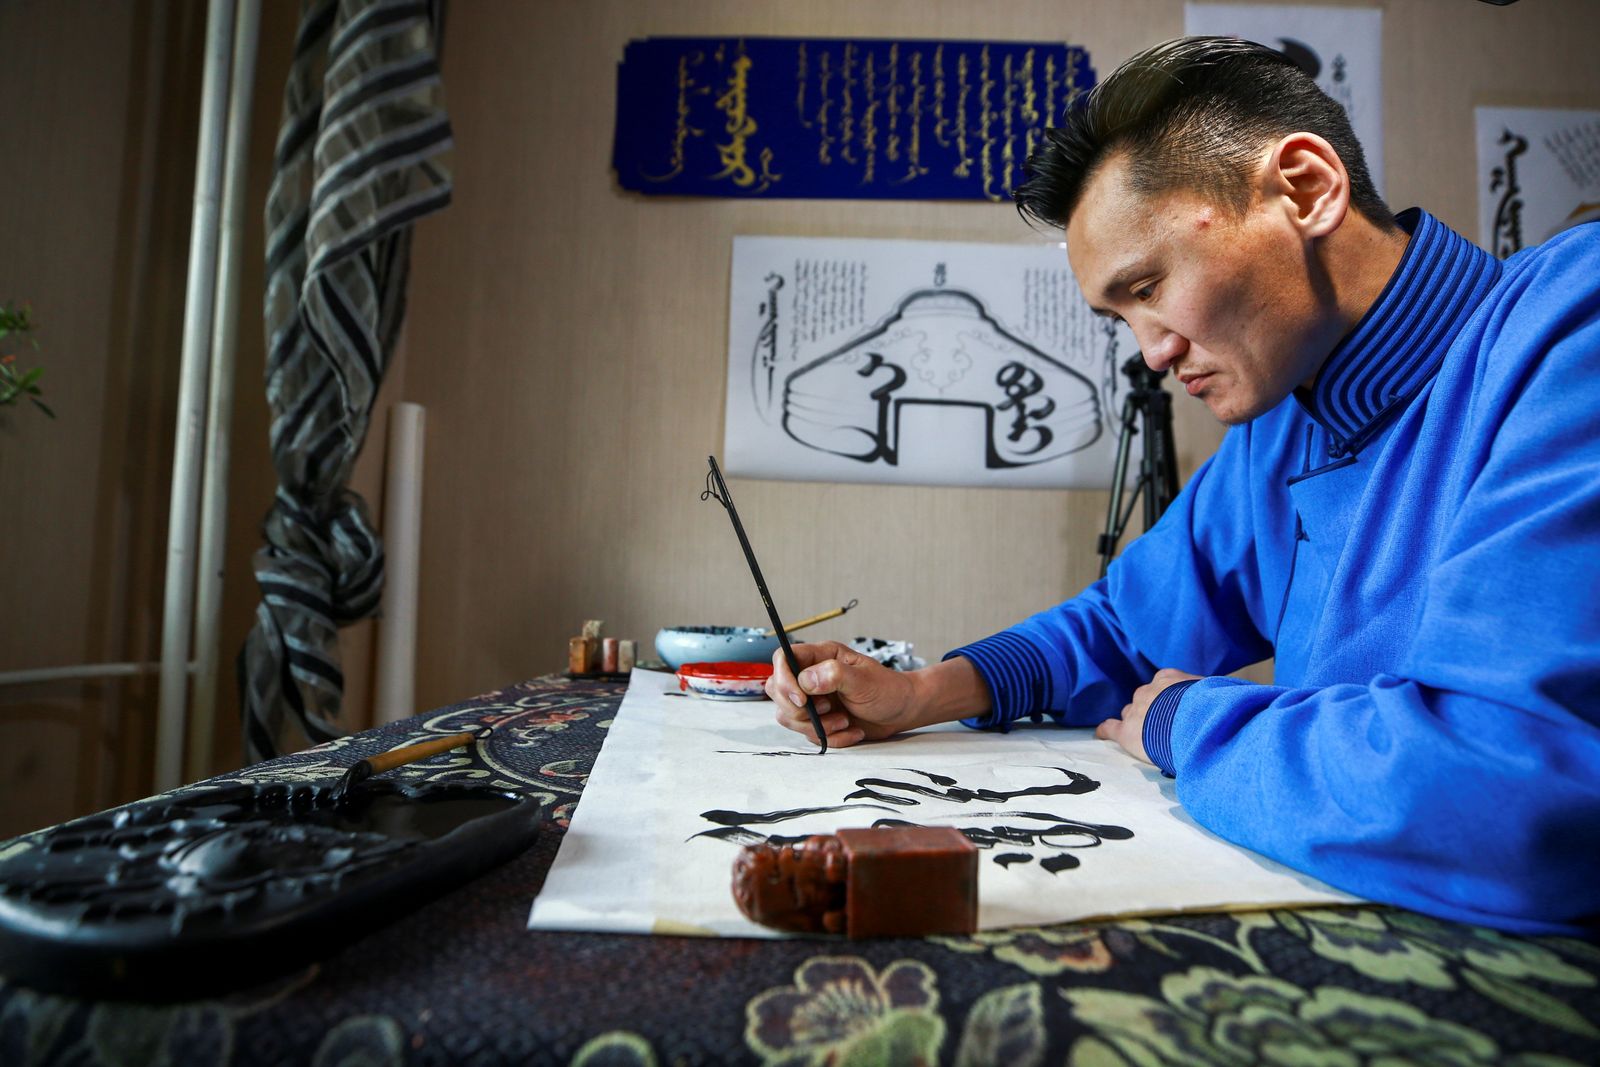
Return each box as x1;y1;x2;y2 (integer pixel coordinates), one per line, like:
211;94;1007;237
1066;160;1156;291
1067;156;1149;247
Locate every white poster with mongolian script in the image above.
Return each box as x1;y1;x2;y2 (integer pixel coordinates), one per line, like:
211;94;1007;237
724;235;1136;489
1477;107;1600;259
528;671;1358;937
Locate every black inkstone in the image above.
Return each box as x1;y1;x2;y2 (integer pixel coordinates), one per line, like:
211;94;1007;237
0;779;542;1001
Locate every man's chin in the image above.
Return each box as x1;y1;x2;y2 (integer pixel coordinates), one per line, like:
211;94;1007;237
1200;390;1266;426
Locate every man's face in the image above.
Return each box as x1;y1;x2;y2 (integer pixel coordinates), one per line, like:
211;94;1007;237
1065;151;1331;425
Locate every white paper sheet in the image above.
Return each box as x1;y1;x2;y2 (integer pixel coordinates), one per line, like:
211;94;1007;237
1185;4;1384;195
528;671;1357;937
1476;107;1600;258
724;236;1136;489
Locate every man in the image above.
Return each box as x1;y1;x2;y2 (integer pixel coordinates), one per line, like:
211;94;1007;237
765;37;1600;936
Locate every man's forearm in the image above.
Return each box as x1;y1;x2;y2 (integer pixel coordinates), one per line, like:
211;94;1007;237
905;655;992;729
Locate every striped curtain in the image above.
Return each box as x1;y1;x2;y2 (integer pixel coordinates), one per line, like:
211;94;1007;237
239;0;453;761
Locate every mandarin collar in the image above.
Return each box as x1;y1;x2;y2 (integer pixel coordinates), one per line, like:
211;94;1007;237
1295;208;1501;457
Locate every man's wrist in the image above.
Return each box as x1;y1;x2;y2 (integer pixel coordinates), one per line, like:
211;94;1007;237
906;656;993;730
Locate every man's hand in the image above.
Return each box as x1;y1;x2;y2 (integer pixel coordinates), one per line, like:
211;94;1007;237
765;641;921;748
765;644;993;749
1095;668;1201;763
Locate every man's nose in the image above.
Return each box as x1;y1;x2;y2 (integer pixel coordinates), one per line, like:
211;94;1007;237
1137;326;1189;372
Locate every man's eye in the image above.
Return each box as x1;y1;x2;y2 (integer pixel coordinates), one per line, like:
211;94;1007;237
1134;284;1156;302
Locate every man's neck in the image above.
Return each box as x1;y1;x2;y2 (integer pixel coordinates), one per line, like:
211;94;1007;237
1301;212;1413;390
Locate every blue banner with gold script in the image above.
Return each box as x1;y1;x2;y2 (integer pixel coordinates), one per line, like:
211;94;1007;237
614;37;1096;202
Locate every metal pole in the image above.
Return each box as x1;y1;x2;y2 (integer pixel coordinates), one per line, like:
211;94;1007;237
0;663;162;688
374;403;427;725
189;0;262;783
155;0;236;793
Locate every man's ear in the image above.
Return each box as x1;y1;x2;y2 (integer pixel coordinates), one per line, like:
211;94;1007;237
1260;132;1349;239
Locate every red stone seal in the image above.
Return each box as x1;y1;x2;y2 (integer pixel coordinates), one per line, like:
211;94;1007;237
731;826;978;938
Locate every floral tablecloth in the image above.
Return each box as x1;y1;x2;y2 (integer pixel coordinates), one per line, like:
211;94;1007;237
1;675;1596;1066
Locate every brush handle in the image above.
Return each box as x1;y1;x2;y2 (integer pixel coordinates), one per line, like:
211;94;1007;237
334;728;487;801
363;730;480;775
762;599;859;638
707;456;828;754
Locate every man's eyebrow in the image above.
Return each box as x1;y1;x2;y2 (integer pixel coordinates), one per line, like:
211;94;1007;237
1096;262;1150;304
1086;269;1140;318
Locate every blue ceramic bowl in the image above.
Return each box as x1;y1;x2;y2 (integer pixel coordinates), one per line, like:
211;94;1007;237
654;625;780;670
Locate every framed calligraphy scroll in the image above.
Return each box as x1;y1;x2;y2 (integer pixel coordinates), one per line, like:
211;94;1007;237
612;36;1096;201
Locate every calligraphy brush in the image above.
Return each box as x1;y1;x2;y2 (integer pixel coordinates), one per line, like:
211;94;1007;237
702;455;828;754
760;598;859;638
331;725;495;802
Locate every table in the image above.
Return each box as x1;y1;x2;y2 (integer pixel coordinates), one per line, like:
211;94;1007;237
2;674;1597;1066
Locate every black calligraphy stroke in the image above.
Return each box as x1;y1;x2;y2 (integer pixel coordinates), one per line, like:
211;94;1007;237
871;814;1132;874
693;827;812;847
692;766;1134;874
698;802;898;828
846;766;1099;806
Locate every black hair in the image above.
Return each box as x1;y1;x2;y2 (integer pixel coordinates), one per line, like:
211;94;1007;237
1014;36;1393;231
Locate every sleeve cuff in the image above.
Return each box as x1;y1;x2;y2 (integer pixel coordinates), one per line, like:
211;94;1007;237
1142;679;1198;778
943;632;1055;731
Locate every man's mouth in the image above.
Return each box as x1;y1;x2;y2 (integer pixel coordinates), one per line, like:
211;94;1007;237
1180;373;1211;396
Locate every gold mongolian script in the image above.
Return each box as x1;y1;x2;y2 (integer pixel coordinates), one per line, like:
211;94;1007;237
642;51;707;183
711;50;782;193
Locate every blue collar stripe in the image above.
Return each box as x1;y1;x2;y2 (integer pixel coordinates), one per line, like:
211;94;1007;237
1305;209;1502;453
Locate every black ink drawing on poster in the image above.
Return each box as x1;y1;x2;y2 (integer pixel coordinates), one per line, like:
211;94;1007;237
692;766;1135;875
727;237;1129;489
1477;108;1600;258
776;287;1102;470
1489;130;1528;258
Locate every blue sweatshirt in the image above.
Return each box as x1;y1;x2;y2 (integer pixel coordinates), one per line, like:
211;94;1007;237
949;209;1600;936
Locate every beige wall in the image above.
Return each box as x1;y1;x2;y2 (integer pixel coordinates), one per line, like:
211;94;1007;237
396;0;1600;711
2;0;1598;834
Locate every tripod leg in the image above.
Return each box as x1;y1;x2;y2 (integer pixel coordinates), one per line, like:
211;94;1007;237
1099;394;1139;577
1148;390;1180;516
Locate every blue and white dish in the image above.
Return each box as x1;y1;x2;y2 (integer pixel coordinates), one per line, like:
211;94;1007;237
655;625;780;670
